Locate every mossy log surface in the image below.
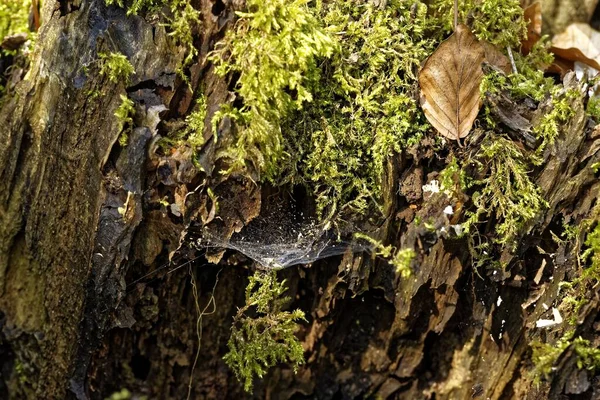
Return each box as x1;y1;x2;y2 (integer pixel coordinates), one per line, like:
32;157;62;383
1;0;600;399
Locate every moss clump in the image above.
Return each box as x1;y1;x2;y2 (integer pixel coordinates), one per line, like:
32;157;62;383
586;96;600;121
98;52;135;84
439;157;471;197
553;220;600;325
209;0;336;179
572;336;600;372
0;0;33;100
0;0;31;44
480;39;555;102
115;94;135;145
182;94;207;149
582;222;600;266
210;0;532;221
532;333;600;384
434;0;526;48
531;330;574;383
224;271;306;393
283;0;439;218
532;88;579;163
465;136;547;249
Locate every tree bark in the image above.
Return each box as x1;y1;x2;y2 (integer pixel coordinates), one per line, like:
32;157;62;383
1;0;600;400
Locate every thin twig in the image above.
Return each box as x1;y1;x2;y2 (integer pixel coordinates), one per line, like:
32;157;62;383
506;46;518;75
187;267;222;400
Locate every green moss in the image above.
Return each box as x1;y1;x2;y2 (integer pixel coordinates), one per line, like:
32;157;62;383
355;233;415;277
224;271;306;393
552;220;600;326
470;36;571;259
105;389;132;400
13;358;30;386
392;248;416;278
115;94;135;145
532;88;579;163
284;0;438;218
480;38;555;103
208;0;533;221
580;221;600;281
464;136;547;249
439;157;471;197
531;330;574;383
209;0;336;179
532;332;600;384
0;0;31;45
182;95;207;149
587;96;600;121
433;0;526;48
165;0;200;68
98;52;135;84
573;337;600;372
161;94;207;153
0;0;33;100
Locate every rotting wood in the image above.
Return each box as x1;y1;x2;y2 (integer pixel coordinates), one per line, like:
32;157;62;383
0;1;600;400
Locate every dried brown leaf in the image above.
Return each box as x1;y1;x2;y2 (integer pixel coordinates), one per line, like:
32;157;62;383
419;24;485;141
547;56;575;77
551;23;600;71
482;41;512;74
521;2;542;55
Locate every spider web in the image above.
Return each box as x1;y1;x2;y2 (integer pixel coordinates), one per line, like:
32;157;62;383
198;199;371;269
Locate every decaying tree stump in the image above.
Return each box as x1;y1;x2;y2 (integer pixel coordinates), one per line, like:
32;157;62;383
1;0;599;399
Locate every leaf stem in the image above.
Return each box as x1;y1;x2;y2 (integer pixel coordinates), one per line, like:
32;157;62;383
454;0;458;30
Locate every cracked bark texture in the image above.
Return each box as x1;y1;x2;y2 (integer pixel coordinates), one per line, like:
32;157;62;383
0;0;600;399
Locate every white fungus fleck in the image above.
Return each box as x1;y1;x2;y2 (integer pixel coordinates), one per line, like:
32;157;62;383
536;308;563;328
422;180;440;194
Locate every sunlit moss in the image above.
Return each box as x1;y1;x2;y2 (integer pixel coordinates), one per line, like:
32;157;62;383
433;0;526;48
0;0;31;44
464;136;547;249
531;330;574;383
285;0;439;218
182;94;207;149
439;157;471;197
209;0;336;179
532;88;579;163
209;0;534;221
532;333;600;385
480;38;555;103
586;96;600;121
160;95;207;157
0;0;33;100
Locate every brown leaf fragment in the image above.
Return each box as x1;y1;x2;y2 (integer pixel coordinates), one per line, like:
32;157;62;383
419;24;485;141
547;56;575;77
551;23;600;71
521;2;542;55
482;41;512;74
0;33;28;51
